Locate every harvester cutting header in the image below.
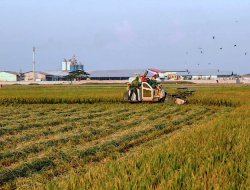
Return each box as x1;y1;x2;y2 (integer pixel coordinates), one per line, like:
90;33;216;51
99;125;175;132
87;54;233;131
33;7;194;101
124;69;195;104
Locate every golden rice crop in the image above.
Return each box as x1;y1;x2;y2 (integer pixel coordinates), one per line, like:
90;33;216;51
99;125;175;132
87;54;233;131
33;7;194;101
0;84;249;189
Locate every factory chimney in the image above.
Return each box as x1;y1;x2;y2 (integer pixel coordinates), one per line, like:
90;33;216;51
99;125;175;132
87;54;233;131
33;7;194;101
33;47;36;81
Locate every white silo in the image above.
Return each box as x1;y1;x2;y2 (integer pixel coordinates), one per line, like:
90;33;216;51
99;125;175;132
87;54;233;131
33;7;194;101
62;59;67;70
66;61;71;70
67;59;72;71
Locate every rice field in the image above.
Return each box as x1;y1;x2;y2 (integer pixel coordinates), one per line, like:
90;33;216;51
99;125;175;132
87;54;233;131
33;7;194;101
0;84;249;189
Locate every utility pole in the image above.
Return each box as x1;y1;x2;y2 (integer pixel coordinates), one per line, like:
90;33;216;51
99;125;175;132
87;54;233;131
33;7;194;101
33;47;36;81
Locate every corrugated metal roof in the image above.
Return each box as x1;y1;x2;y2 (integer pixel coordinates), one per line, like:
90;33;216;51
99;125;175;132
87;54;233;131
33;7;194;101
41;70;70;77
85;69;154;78
188;69;220;76
24;71;51;75
38;71;51;75
217;71;234;76
176;72;190;76
161;69;188;72
24;70;69;77
176;69;233;76
21;69;233;78
1;71;19;75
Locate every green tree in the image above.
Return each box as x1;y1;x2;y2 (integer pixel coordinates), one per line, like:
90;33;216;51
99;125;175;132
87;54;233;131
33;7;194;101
65;70;90;83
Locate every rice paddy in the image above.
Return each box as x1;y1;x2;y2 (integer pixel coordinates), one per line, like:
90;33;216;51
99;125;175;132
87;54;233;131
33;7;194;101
0;84;249;189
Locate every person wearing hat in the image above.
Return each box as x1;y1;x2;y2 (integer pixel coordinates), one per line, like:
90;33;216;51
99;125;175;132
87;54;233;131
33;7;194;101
129;76;140;100
149;75;159;95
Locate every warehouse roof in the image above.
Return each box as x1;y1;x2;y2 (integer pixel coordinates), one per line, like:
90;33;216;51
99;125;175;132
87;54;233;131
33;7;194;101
176;69;233;76
176;72;190;76
162;69;188;72
23;69;153;78
242;75;250;78
24;70;70;77
0;71;19;75
41;70;70;77
217;71;234;76
25;71;50;75
86;69;154;78
188;69;220;76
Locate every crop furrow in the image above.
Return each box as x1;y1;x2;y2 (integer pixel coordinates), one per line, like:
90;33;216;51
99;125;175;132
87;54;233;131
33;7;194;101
0;108;155;150
0;107;216;185
0;108;129;139
0;157;54;185
68;108;205;159
0;107;180;166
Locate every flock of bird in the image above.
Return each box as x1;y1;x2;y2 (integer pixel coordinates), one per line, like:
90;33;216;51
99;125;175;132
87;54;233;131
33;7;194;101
185;21;247;66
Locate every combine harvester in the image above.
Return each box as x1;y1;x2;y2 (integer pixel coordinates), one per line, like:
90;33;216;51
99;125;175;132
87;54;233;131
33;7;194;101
124;69;195;104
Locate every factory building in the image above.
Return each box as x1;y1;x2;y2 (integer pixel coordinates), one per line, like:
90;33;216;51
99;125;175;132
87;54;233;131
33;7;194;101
62;55;84;72
86;69;154;80
176;69;234;80
22;54;84;81
24;70;69;81
85;69;188;80
0;71;21;81
24;71;46;81
241;75;250;79
161;69;188;80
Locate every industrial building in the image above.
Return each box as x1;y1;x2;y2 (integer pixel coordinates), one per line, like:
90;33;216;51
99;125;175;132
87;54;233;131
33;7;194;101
22;54;84;81
86;69;154;80
62;55;84;72
161;69;188;80
0;68;235;82
85;69;187;80
1;68;188;82
24;70;69;81
0;71;21;82
0;49;234;83
241;75;250;79
176;69;234;80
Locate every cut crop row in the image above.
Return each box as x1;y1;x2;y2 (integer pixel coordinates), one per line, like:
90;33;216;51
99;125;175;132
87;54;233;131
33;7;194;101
0;107;130;139
0;107;152;150
188;97;241;107
0;97;124;104
0;107;180;166
0;107;215;185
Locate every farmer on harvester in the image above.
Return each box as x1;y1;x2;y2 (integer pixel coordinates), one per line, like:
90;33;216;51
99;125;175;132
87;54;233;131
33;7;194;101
129;76;140;101
149;75;159;95
141;70;148;83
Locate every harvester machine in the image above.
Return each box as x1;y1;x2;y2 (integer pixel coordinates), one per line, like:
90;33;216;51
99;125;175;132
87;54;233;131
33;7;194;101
164;87;196;104
124;69;195;104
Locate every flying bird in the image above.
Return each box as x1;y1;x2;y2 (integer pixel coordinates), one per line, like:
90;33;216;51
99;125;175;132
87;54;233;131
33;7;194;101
220;47;223;49
201;51;203;53
234;45;237;47
245;52;247;55
235;21;238;23
197;63;200;65
198;47;202;49
186;52;188;54
213;36;215;39
209;63;211;65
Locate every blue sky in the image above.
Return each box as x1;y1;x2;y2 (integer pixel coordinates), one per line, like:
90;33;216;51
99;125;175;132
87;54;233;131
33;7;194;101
0;0;250;74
